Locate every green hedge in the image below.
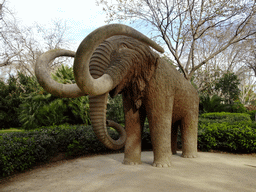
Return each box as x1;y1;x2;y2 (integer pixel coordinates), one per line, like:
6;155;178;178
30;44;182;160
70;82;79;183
198;122;256;152
0;124;119;178
198;112;256;153
1;112;256;179
200;112;251;122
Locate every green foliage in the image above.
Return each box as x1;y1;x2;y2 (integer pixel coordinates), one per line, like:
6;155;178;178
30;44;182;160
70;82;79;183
0;136;36;176
0;65;90;129
246;110;256;121
215;72;240;104
0;73;40;129
51;65;90;125
199;95;227;113
66;96;90;125
230;101;247;113
198;112;256;153
15;65;90;129
0;75;21;128
107;94;124;124
141;125;152;150
199;95;247;114
19;93;90;130
199;72;245;114
198;122;256;153
19;93;68;130
1;112;256;178
0;124;120;178
200;112;251;122
0;131;57;177
0;128;25;134
52;64;75;84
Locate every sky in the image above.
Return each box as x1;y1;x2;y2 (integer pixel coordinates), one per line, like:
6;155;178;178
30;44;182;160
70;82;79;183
7;0;159;49
8;0;108;48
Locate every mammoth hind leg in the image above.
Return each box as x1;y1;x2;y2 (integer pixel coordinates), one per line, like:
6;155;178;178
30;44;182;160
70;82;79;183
181;112;198;158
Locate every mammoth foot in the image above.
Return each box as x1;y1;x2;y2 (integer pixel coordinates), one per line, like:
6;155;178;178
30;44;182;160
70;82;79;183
123;159;142;165
182;153;198;158
153;163;171;168
153;159;171;168
153;162;171;168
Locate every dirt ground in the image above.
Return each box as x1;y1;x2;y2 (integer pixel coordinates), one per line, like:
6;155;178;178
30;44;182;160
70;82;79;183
0;151;256;192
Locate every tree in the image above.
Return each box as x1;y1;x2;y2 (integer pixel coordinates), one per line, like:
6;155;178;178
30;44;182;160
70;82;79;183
97;0;256;80
215;72;240;104
239;70;256;105
242;35;256;75
0;73;39;128
0;1;72;79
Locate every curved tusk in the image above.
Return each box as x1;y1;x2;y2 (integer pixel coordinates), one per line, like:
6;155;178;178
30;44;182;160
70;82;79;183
35;49;86;98
73;24;164;96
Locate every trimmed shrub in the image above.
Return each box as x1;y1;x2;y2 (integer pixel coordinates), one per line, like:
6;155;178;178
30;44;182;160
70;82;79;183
198;122;256;153
200;112;251;122
0;131;57;177
0;124;120;178
198;112;256;153
1;112;256;178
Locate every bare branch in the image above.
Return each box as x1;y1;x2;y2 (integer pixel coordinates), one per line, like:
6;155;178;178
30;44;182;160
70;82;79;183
97;0;256;81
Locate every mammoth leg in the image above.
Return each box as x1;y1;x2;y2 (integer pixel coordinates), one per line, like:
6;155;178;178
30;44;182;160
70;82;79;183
122;92;146;165
181;111;198;158
147;97;174;168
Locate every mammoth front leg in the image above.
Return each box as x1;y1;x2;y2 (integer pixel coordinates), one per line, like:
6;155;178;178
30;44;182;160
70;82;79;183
122;93;146;165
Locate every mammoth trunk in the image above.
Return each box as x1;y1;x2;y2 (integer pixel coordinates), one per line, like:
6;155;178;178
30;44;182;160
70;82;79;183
88;41;126;150
89;94;126;150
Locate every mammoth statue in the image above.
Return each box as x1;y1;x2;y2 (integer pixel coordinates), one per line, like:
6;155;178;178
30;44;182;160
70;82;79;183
35;24;199;168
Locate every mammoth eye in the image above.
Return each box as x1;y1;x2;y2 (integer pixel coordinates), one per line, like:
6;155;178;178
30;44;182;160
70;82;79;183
120;43;128;50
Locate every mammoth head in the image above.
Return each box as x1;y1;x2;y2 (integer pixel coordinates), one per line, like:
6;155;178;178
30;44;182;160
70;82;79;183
105;36;160;110
73;24;164;96
35;24;164;150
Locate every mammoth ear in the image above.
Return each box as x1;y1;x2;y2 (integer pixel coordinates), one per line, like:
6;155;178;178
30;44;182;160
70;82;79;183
143;52;160;82
132;52;160;110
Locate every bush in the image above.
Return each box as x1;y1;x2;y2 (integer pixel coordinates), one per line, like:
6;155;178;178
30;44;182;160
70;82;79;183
107;94;124;124
19;94;69;130
199;95;227;113
246;110;256;121
200;112;251;122
198;112;256;153
199;95;247;114
0;124;120;178
230;101;247;113
198;122;256;153
0;131;57;177
2;112;256;178
0;75;23;128
19;93;91;130
1;68;90;130
0;73;45;129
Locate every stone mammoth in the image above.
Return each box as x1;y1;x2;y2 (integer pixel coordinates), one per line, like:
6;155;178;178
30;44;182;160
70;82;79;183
35;24;199;168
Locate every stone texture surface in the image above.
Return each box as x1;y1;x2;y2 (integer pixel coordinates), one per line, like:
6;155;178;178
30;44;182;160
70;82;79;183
35;24;199;165
1;151;255;192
